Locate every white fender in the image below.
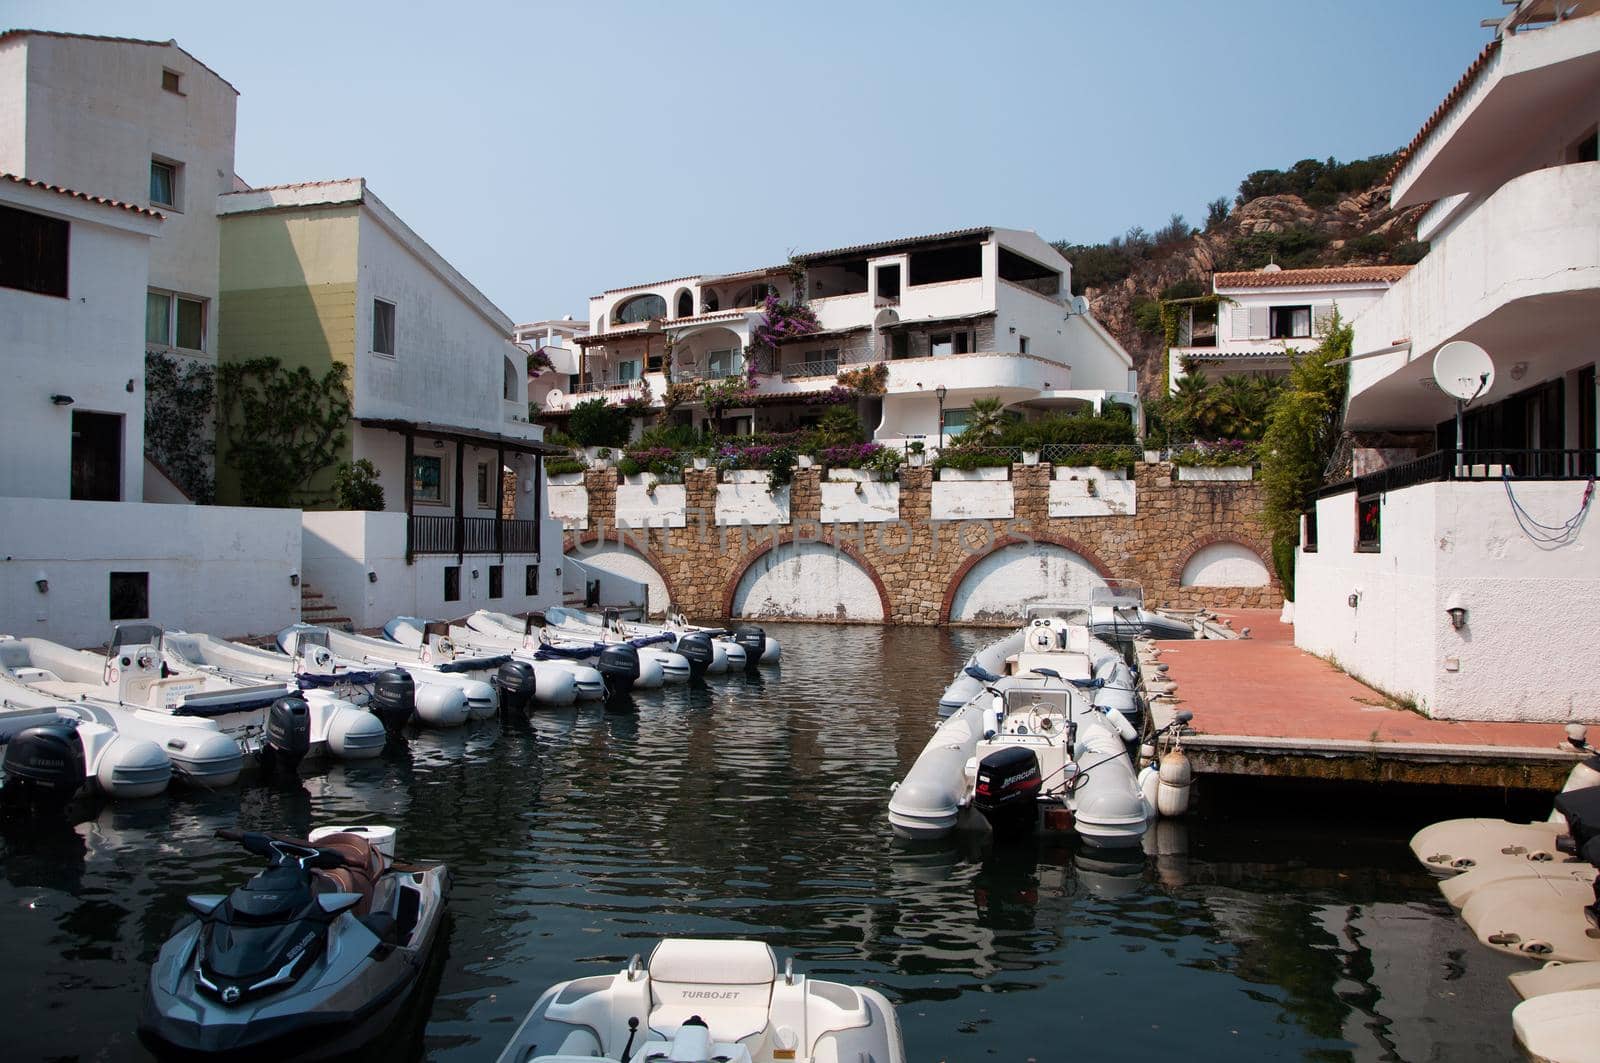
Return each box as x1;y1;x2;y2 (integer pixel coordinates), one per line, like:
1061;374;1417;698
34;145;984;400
1157;749;1194;817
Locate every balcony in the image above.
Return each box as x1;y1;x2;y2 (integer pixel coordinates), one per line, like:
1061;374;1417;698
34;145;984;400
781;357;840;380
1318;448;1597;500
408;514;541;557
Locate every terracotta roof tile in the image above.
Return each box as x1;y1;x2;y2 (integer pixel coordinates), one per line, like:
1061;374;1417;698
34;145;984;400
1213;265;1413;289
793;226;992;263
593;275;702;299
1386;39;1502;183
0;172;164;218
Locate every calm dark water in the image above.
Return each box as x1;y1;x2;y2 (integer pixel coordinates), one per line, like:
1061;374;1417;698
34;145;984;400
0;624;1531;1062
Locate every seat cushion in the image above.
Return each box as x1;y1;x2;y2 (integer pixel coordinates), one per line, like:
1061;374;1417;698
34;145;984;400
648;939;777;1045
648;939;776;984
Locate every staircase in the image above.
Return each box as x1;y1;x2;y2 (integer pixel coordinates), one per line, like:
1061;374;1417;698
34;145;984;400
299;581;352;630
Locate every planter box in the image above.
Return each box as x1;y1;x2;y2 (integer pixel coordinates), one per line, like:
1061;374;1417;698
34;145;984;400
547;472;586;486
820;482;900;523
796;455;815;468
827;468;873;482
1177;465;1253;482
1052;466;1128;482
723;469;770;484
937;466;1009;482
1144;450;1163;464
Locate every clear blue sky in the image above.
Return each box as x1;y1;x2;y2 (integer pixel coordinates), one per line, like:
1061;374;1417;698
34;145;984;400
7;0;1490;322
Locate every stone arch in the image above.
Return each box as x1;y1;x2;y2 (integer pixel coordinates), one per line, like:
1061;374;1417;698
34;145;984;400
563;530;680;616
724;533;889;622
1176;537;1273;588
941;535;1113;624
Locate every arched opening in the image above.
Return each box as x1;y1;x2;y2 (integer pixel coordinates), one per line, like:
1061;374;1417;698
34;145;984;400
731;282;772;309
675;289;694;319
503;355;520;401
1180;541;1270;587
946;540;1107;624
701;288;720;313
573;540;674;616
613;293;666;326
729;540;886;621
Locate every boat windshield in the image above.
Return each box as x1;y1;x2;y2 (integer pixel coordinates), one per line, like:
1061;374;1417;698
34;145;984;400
1090;580;1145;610
1023;604;1091;624
110;623;164;650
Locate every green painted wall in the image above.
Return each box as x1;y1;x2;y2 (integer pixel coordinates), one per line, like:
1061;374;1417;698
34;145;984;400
216;207;360;506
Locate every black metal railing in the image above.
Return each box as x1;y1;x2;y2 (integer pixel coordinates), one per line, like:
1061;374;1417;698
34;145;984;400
1319;448;1596;499
782;358;840;380
409;515;541;556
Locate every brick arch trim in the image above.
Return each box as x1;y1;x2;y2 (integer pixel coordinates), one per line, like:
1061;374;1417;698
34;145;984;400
563;529;683;608
939;534;1115;624
1172;534;1280;587
721;530;892;620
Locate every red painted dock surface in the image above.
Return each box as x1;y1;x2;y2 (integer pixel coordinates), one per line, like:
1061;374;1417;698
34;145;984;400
1158;610;1570;751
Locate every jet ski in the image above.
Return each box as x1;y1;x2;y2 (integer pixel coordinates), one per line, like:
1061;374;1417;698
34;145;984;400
139;824;449;1060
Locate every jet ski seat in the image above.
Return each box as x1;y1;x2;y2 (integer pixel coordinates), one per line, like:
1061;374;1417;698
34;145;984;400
310;832;385;914
647;939;777;1047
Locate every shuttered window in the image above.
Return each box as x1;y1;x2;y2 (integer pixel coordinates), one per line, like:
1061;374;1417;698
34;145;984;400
1247;305;1270;340
0;204;69;297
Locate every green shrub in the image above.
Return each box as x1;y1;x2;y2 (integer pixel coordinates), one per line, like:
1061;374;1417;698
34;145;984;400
933;449;1013;471
545;457;587;477
332;459;385;511
1259;314;1351;557
995;409;1135;449
568;398;632;447
1171;441;1258;467
767;446;798;493
809;405;866;448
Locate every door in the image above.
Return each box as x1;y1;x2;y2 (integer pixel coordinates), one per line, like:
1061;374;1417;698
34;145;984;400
70;411;122;501
1579;365;1596;476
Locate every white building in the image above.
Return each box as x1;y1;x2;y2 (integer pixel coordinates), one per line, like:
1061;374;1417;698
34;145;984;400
538;227;1138;444
1166;265;1410;392
1294;1;1600;722
0;173;301;648
217;179;566;627
515;316;589;412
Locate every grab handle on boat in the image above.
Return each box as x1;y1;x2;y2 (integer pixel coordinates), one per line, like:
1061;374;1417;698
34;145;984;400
784;957;793;985
626;953;641;981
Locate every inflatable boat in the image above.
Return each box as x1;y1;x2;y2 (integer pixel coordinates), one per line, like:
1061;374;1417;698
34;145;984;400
892;613;1184;847
276;625;498;721
548;605;780;673
0;677;172;802
454;612;652;695
495;938;904;1063
381;618;588;706
463;610;684;687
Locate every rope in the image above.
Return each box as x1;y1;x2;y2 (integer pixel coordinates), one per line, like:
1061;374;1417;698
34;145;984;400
1502;475;1594;549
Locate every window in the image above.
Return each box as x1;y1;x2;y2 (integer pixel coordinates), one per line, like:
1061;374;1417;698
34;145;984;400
875;264;901;301
617;360;640;382
1570;127;1598;164
109;571;150;621
708;348;737;378
412;455;444;503
503;356;519;400
891;333;910;359
149;158;179;209
805;347;840;372
1018;335;1030;355
1356;493;1381;553
1270;305;1312;339
443;565;461;602
489;564;504;599
373;299;396;355
732;283;771;308
161;69;183;94
477;462;491;508
613;293;666;324
71;411;123;501
676;290;694;318
0;204;69;297
525;563;539;597
930;331;972;357
145;290;205;350
568;373;580;393
701;289;719;313
1302;509;1318;553
943;408;971;436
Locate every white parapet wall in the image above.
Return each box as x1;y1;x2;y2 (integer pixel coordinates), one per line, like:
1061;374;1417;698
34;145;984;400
1295;479;1600;722
547;482;589;530
820;481;899;523
301;511;556;629
931;477;1015;521
1049;467;1136;517
0;499;301;648
615;483;687;528
716;478;790;526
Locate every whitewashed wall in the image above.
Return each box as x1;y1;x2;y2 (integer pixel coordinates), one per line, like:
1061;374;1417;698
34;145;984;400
820;482;899;523
948;542;1105;624
931;480;1014;520
716;483;790;525
1295;480;1600;722
568;542;670;616
730;541;883;621
548;482;589;529
0;499;300;648
615;483;687;528
1181;542;1271;587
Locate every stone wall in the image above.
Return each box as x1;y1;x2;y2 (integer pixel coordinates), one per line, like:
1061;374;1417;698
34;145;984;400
566;461;1280;624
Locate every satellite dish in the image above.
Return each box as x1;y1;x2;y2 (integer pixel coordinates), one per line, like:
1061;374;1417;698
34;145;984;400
546;388;564;403
1432;341;1494;402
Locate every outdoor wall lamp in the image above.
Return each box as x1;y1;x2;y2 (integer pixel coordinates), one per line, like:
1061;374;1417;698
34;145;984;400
50;394;74;406
1447;605;1468;630
935;384;948;451
289;573;300;587
34;571;48;594
1347;592;1360;608
367;570;377;583
432;439;446;450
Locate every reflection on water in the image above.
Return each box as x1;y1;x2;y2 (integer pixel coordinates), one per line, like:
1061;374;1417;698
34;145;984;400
0;623;1526;1061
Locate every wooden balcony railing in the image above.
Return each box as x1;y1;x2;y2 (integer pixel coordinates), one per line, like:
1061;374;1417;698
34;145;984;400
408;515;541;557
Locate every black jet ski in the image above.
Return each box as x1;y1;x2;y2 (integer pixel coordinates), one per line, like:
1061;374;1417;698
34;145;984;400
139;825;449;1060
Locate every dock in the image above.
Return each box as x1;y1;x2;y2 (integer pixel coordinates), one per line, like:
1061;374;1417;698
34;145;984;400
1144;610;1583;790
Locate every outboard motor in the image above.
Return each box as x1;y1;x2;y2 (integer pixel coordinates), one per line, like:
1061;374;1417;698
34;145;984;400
596;644;640;699
368;669;416;733
676;632;716;680
733;625;766;672
495;660;537;713
1;722;86;807
973;746;1042;835
1555;784;1600;929
259;697;311;773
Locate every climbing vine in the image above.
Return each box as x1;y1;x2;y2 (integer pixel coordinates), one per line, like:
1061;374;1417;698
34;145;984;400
144;351;217;503
837;362;887;395
216;357;352;507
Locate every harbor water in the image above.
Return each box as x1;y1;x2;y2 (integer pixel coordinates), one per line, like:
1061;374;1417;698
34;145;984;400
0;623;1531;1061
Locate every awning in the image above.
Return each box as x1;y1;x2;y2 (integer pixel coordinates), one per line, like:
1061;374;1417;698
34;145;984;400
775;325;870;344
359;418;570;456
878;311;997;333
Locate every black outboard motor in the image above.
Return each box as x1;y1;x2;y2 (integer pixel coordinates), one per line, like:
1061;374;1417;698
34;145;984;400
676;632;715;680
973;746;1042;835
495;660;537;713
1;722;85;807
596;644;640;699
1555;780;1600;929
733;625;766;672
368;669;416;733
259;697;311;773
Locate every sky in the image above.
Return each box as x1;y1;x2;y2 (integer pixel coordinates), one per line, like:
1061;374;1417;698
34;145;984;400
5;0;1492;323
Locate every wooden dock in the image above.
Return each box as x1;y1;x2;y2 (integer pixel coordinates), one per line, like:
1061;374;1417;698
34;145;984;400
1144;610;1583;791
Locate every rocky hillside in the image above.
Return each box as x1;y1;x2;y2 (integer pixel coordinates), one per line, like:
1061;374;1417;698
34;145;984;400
1056;154;1429;397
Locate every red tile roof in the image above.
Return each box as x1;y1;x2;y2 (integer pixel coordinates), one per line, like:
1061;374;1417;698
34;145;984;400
593;275;702;300
1386;39;1502;183
0;172;164;218
0;29;240;94
1213;265;1413;289
793;226;992;263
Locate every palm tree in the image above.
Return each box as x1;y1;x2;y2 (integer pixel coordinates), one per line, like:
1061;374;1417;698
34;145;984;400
963;397;1008;444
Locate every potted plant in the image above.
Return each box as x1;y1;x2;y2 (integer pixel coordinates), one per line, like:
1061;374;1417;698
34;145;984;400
797;453;815;468
907;440;926;467
692;455;709;471
1022;448;1041;466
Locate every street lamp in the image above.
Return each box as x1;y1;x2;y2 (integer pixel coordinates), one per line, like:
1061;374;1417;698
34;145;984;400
935;384;948;452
